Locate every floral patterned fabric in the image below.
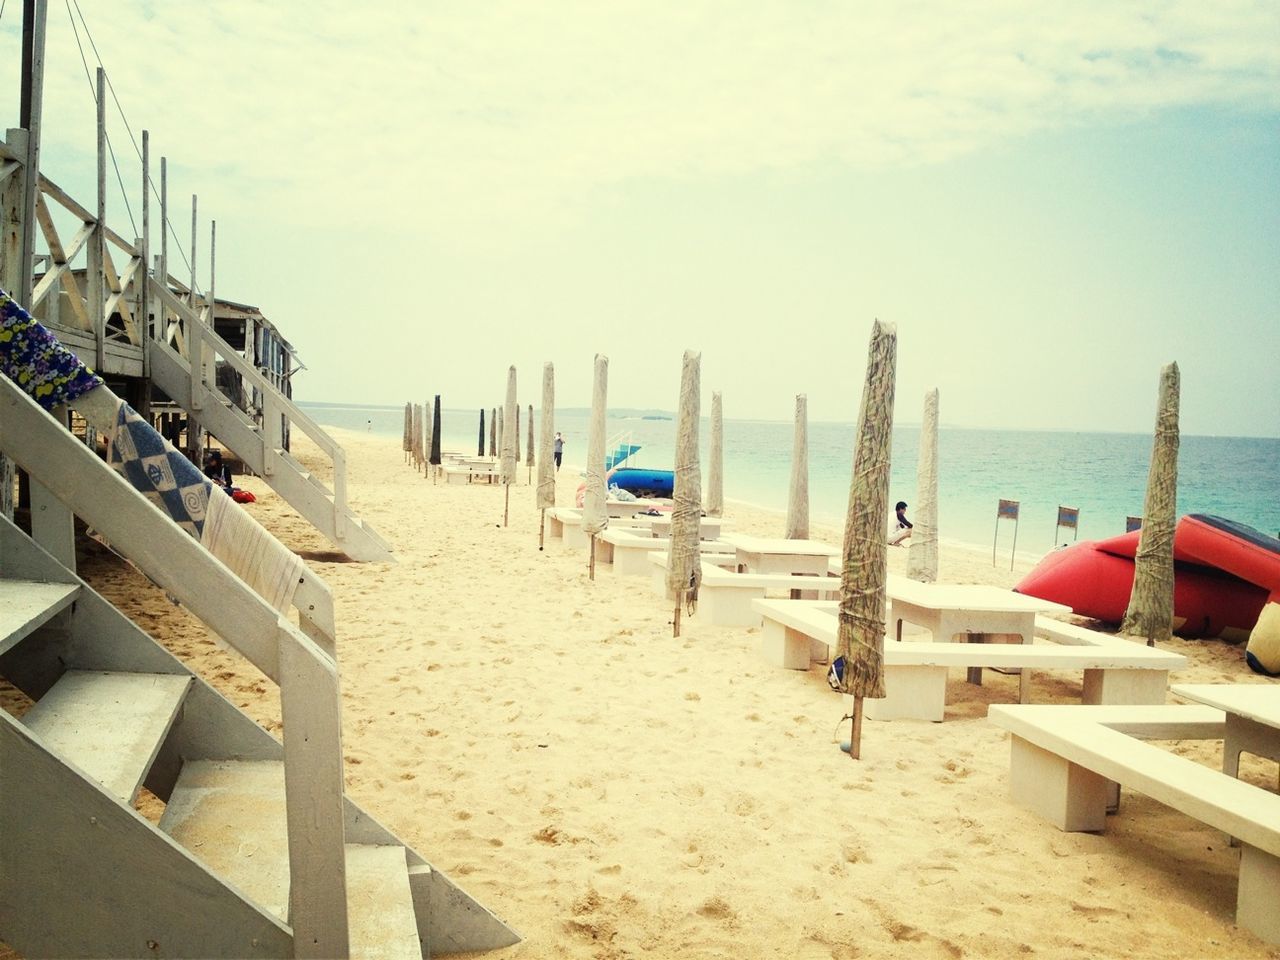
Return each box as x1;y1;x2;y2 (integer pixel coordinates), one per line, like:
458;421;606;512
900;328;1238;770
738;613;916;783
0;286;102;410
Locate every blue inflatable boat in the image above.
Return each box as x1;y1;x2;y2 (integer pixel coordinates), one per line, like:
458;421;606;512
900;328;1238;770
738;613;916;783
609;467;675;498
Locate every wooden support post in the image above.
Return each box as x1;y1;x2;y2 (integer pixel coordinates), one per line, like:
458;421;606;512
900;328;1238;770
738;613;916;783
30;475;74;570
90;67;106;372
138;130;151;405
589;535;596;581
673;602;681;638
17;0;45;309
539;508;545;551
503;483;510;528
848;697;865;759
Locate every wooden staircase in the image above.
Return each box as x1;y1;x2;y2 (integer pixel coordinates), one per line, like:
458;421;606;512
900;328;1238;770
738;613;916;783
0;377;518;957
147;279;393;563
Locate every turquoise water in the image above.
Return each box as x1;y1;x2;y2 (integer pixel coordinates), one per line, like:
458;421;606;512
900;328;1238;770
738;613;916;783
302;402;1280;552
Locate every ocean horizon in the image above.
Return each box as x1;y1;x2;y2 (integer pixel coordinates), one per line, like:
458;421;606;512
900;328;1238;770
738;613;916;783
301;401;1280;556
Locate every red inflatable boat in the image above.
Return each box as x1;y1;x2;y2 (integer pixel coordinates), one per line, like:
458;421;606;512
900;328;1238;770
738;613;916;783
1015;515;1280;674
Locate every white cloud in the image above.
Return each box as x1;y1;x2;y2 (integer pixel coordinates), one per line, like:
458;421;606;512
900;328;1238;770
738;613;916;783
11;1;1277;236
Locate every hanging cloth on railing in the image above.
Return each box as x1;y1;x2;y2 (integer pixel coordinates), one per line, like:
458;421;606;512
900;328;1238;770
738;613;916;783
0;287;102;409
104;397;304;613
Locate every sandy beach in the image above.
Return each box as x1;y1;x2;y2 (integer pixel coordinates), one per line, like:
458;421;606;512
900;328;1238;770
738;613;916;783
61;427;1278;960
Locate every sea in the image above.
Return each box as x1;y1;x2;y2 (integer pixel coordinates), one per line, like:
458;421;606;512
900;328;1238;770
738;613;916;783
301;402;1280;556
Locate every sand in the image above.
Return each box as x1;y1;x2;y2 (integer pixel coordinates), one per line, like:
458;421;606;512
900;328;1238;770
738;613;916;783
60;427;1279;960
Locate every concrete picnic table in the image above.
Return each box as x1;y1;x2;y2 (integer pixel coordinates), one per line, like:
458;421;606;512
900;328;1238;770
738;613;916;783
718;533;841;576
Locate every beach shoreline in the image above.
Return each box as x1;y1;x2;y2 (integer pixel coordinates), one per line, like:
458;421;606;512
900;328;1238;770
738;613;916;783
53;426;1278;959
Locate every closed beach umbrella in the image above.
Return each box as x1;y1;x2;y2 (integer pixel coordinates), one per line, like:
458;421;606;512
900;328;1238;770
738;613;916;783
785;394;809;540
527;403;535;484
536;363;556;548
403;403;412;461
430;395;442;478
706;390;724;518
515;405;521;464
1120;363;1179;646
582;354;609;579
408;403;417;467
489;407;497;457
666;350;702;637
906;388;940;582
413;403;423;470
502;368;518;525
478;408;486;457
498;406;505;463
833;320;897;760
423;399;433;475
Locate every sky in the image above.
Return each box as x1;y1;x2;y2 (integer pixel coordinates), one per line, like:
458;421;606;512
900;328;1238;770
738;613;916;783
3;2;1278;436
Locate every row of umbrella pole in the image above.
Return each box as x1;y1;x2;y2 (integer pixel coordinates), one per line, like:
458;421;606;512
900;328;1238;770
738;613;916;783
402;332;1180;760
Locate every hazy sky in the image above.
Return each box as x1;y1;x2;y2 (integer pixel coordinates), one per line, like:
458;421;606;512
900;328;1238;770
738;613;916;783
6;3;1278;436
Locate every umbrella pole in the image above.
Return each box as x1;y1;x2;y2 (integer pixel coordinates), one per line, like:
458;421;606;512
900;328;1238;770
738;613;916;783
539;508;546;551
589;535;597;580
848;697;864;760
504;484;510;527
673;602;681;638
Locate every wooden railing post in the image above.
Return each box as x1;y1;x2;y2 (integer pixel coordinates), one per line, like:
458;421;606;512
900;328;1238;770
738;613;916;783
90;68;105;372
278;626;349;959
332;447;347;541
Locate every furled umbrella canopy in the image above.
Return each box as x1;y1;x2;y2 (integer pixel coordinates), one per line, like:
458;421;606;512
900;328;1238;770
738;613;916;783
833;320;897;759
906;388;939;582
430;395;442;467
409;401;419;471
423;399;433;473
706;390;724;518
527;403;535;479
666;350;702;636
582;354;609;578
402;402;412;459
502;370;518;525
785;394;809;540
497;406;505;462
489;407;497;457
1120;363;1179;646
515;405;521;464
536;363;556;547
478;409;486;457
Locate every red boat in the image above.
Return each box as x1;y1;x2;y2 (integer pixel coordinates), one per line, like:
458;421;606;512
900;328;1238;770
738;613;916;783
1015;515;1279;675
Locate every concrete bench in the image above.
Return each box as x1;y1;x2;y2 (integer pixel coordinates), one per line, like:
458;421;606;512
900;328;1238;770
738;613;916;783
443;465;499;485
988;703;1279;945
547;508;651;550
695;567;842;626
1034;616;1125;647
646;552;739;596
753;599;1185;721
598;529;735;577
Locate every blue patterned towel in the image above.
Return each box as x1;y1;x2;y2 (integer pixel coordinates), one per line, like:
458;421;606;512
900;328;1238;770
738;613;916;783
106;400;212;538
0;286;102;409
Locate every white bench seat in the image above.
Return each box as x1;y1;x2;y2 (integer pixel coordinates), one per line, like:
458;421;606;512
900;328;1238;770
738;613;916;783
443;465;498;485
646;552;738;596
988;703;1279;945
754;599;1185;722
1034;615;1125;647
598;529;734;577
695;567;842;626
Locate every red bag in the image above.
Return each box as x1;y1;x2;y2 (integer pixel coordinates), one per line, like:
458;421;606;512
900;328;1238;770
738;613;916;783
231;489;256;504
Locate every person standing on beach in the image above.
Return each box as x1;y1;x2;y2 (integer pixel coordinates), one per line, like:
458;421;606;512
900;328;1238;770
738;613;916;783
889;500;912;545
554;432;564;470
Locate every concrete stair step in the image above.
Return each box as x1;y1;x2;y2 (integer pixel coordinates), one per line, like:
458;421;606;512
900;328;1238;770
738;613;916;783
0;579;80;658
21;670;192;804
